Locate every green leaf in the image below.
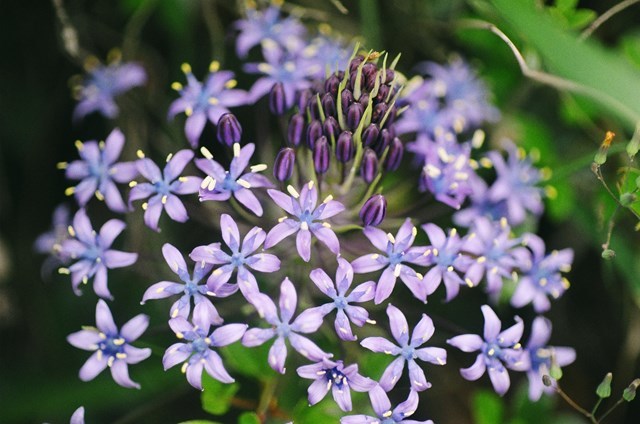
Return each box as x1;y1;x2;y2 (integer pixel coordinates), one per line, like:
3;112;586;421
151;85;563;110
238;412;261;424
554;0;578;12
620;33;640;70
565;9;596;30
220;342;274;381
201;374;240;416
490;0;640;128
472;389;504;424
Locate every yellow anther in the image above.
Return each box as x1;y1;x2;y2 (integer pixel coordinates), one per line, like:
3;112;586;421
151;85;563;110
181;63;192;74
176;331;184;339
67;225;76;237
287;185;300;198
58;267;70;275
300;222;309;231
178;176;188;182
308;180;314;190
129;181;138;187
141;202;148;210
95;191;104;201
200;146;214;160
56;161;68;170
447;266;454;272
208;97;219;105
322;222;331;228
250;164;268;173
98;140;105;150
237;179;251;188
136;149;145;159
181;362;188;373
371;254;379;260
209;60;220;72
233;143;241;157
166;153;173;163
387;233;396;244
65;187;75;196
477;256;486;263
323;194;333;203
224;79;237;89
185;107;193;116
75;140;84;151
171;82;183;91
161;195;168;204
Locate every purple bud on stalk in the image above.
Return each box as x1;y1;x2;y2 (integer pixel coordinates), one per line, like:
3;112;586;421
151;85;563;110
346;103;364;130
288;114;305;147
349;71;364;92
372;102;388;124
308;97;320;121
360;148;378;183
273;147;296;182
336;131;354;163
307;120;323;150
384;69;395;83
375;128;392;156
324;74;340;97
297;89;313;112
269;82;286;115
384;137;404;171
349;55;364;73
362;124;380;147
323;116;340;141
313;136;330;175
358;93;370;106
322;93;336;117
217;113;242;146
360;194;387;227
376;85;390;103
341;89;354;111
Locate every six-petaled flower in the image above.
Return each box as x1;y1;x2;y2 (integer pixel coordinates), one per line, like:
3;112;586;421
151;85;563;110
67;300;151;389
58;209;138;299
361;304;446;392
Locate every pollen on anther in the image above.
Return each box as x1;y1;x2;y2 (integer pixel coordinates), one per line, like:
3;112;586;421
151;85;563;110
200;147;214;160
136;149;145;159
233;143;241;157
287;185;300;198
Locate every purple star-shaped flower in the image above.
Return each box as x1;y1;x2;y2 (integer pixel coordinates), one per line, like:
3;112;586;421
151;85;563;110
341;385;433;424
421;223;475;302
163;314;247;390
67;300;151;389
129;149;202;232
63;129;138;213
58;209;137;299
352;218;430;304
141;243;235;325
234;5;306;58
168;62;248;148
487;141;545;225
189;214;280;297
242;278;329;374
524;316;576;401
297;358;376;412
265;181;345;262
463;217;524;295
72;61;146;121
510;233;573;313
361;304;447;392
35;203;71;276
447;305;527;396
309;257;376;341
195;143;273;217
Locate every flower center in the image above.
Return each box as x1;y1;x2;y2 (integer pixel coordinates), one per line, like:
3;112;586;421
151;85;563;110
99;336;125;357
324;366;347;389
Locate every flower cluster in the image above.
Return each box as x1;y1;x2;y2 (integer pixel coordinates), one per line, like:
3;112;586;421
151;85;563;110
38;2;580;422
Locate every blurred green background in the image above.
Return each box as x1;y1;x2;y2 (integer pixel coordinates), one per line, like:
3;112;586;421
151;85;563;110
2;0;640;423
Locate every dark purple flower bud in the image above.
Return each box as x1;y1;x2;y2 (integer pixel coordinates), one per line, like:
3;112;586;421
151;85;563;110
385;106;397;126
376;85;390;103
306;120;323;149
375;128;392;156
349;55;364;73
307;97;320;121
321;93;336;117
288;114;305;147
296;89;313;112
323;116;340;141
313;136;330;175
336;131;354;163
384;137;404;171
346;103;364;131
358;94;370;106
363;63;377;91
324;74;341;97
269;82;286;115
217;113;242;146
359;194;387;227
384;69;395;84
372;102;388;124
360;148;378;183
341;89;354;110
273;147;295;182
362;124;380;147
349;71;364;92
